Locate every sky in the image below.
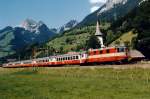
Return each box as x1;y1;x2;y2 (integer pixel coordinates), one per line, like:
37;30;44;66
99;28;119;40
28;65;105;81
0;0;106;29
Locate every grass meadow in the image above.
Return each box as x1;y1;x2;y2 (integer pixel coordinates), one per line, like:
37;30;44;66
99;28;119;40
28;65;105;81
0;66;150;99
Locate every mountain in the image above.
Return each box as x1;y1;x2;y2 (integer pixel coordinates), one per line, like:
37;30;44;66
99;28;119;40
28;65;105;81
0;19;56;58
20;19;55;43
55;20;78;33
77;0;142;27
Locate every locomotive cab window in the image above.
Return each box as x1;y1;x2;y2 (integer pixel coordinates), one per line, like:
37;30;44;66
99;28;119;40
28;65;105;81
100;50;103;54
106;49;110;53
117;48;125;52
94;51;97;55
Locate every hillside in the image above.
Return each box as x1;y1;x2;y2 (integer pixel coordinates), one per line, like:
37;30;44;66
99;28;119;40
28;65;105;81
44;23;110;55
110;31;138;47
108;0;150;58
77;0;142;27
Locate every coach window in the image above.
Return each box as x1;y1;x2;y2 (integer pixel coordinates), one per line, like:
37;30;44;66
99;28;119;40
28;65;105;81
76;56;79;59
68;57;70;60
72;56;75;60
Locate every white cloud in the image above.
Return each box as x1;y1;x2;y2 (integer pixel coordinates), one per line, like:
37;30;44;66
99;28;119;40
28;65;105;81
89;0;107;4
91;6;99;12
89;0;107;13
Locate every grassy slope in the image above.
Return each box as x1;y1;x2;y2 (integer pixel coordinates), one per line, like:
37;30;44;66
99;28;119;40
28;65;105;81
0;31;15;57
0;67;150;99
110;31;137;46
47;33;90;52
45;23;110;53
46;26;95;53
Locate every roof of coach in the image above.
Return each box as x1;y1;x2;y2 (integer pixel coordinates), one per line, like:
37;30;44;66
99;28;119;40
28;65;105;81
50;51;86;58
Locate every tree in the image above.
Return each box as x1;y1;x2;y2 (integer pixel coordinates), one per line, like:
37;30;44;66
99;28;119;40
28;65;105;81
106;30;115;44
86;35;101;49
59;47;64;54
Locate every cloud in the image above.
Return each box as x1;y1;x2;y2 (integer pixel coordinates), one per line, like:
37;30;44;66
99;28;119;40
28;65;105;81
90;6;100;12
89;0;107;13
89;0;107;4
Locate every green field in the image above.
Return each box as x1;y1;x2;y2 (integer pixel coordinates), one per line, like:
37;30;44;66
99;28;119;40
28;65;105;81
0;66;150;99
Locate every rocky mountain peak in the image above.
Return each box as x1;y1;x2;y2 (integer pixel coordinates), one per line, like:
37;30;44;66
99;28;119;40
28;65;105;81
99;0;128;14
20;19;46;33
57;19;78;33
65;20;78;28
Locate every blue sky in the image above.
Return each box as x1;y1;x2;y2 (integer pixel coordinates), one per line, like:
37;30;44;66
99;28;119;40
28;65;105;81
0;0;105;29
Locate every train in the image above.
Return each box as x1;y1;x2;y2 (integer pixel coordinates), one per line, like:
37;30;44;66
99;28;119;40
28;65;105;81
2;21;145;68
2;46;135;68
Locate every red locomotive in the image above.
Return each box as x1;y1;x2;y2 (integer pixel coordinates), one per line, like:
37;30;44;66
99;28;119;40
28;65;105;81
2;21;144;68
